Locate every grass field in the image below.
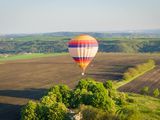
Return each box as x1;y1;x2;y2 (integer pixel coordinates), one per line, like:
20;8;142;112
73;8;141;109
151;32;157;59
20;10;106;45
0;53;67;62
127;93;160;120
0;53;160;119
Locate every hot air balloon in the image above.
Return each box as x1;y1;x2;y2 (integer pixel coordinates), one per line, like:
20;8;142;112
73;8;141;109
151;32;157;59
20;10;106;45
68;34;98;75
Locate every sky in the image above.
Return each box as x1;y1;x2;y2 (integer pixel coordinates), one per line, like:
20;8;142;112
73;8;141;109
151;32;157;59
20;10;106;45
0;0;160;34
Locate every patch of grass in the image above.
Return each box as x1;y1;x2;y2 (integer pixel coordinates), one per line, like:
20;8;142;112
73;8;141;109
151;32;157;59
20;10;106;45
0;53;67;62
126;93;160;120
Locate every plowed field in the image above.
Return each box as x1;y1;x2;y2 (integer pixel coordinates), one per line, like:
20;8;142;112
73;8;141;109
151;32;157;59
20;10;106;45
0;53;160;120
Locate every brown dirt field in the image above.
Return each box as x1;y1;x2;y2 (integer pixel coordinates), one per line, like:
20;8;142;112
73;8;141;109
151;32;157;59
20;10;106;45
0;53;160;120
118;66;160;94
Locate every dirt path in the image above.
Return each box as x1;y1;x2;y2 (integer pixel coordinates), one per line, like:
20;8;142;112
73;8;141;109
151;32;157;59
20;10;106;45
0;53;160;120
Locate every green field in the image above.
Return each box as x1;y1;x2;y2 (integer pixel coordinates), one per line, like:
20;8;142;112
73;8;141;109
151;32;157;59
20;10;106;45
0;53;67;62
126;93;160;120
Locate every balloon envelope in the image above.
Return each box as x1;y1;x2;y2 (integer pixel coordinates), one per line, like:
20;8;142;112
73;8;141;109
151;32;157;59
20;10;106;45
68;34;98;75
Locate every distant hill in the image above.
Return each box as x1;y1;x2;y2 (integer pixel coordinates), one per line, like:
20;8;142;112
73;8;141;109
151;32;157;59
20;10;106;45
1;29;160;38
0;30;160;54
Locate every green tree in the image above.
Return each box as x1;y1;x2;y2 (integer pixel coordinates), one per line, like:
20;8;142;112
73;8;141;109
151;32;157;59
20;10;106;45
48;85;71;107
153;88;159;97
104;80;113;89
140;86;149;95
47;102;68;120
21;101;37;120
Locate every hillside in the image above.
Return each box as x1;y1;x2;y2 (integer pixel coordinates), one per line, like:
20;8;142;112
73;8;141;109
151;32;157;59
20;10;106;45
0;31;160;54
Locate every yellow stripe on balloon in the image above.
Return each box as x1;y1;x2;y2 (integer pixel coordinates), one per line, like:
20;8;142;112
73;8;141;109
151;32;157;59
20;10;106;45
73;34;96;41
78;62;90;70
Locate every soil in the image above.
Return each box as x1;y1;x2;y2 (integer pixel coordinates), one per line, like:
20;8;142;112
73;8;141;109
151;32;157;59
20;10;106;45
0;53;160;120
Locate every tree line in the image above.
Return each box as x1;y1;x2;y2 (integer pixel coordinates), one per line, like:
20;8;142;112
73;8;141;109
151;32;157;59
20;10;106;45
1;39;160;54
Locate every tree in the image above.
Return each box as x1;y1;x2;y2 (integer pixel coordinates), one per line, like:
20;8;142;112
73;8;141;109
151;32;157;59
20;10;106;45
104;80;113;89
47;102;68;120
21;101;37;120
153;88;159;97
48;85;71;107
123;72;132;80
140;86;149;95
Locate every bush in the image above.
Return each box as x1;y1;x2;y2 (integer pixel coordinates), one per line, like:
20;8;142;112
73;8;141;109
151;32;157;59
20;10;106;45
47;102;68;120
104;80;113;89
71;79;116;111
21;101;37;120
40;94;57;106
116;106;141;120
123;72;132;80
153;88;159;97
114;92;127;106
36;103;49;120
48;85;71;107
80;105;117;120
21;78;130;119
123;59;155;81
140;86;149;95
127;68;139;77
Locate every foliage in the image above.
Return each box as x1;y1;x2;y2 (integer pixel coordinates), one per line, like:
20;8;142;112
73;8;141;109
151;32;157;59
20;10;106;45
21;101;37;120
153;88;160;97
123;59;155;81
103;80;113;89
80;105;118;120
1;35;160;54
21;78;160;120
116;106;141;120
47;102;68;120
70;79;116;112
140;86;150;95
48;85;72;107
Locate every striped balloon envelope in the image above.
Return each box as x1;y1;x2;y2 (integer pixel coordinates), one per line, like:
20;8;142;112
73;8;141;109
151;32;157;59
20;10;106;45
68;34;98;75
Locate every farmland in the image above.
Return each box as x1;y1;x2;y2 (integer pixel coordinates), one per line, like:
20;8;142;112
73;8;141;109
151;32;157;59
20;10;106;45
1;32;160;54
0;53;160;119
118;66;160;94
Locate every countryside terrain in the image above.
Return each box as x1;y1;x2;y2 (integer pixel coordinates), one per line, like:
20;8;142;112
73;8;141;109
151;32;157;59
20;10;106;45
1;31;160;54
0;53;160;120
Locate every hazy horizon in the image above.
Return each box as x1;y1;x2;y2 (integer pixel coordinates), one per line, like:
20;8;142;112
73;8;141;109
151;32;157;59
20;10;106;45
0;0;160;34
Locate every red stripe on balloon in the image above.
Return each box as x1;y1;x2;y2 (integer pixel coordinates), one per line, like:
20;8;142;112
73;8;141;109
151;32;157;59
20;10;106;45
69;40;98;45
73;57;93;62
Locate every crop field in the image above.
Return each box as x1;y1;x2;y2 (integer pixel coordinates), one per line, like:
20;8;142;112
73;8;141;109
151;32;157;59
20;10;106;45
118;66;160;94
0;53;160;120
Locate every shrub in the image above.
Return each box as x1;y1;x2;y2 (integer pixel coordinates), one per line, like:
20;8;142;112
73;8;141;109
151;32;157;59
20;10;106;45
70;78;116;112
48;85;71;107
104;80;113;89
126;98;136;103
90;91;115;112
123;59;155;81
40;94;57;106
47;102;68;120
153;88;159;97
21;101;37;120
123;72;132;80
80;105;117;120
114;92;127;106
116;106;141;120
36;103;49;120
140;86;149;95
127;68;138;77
